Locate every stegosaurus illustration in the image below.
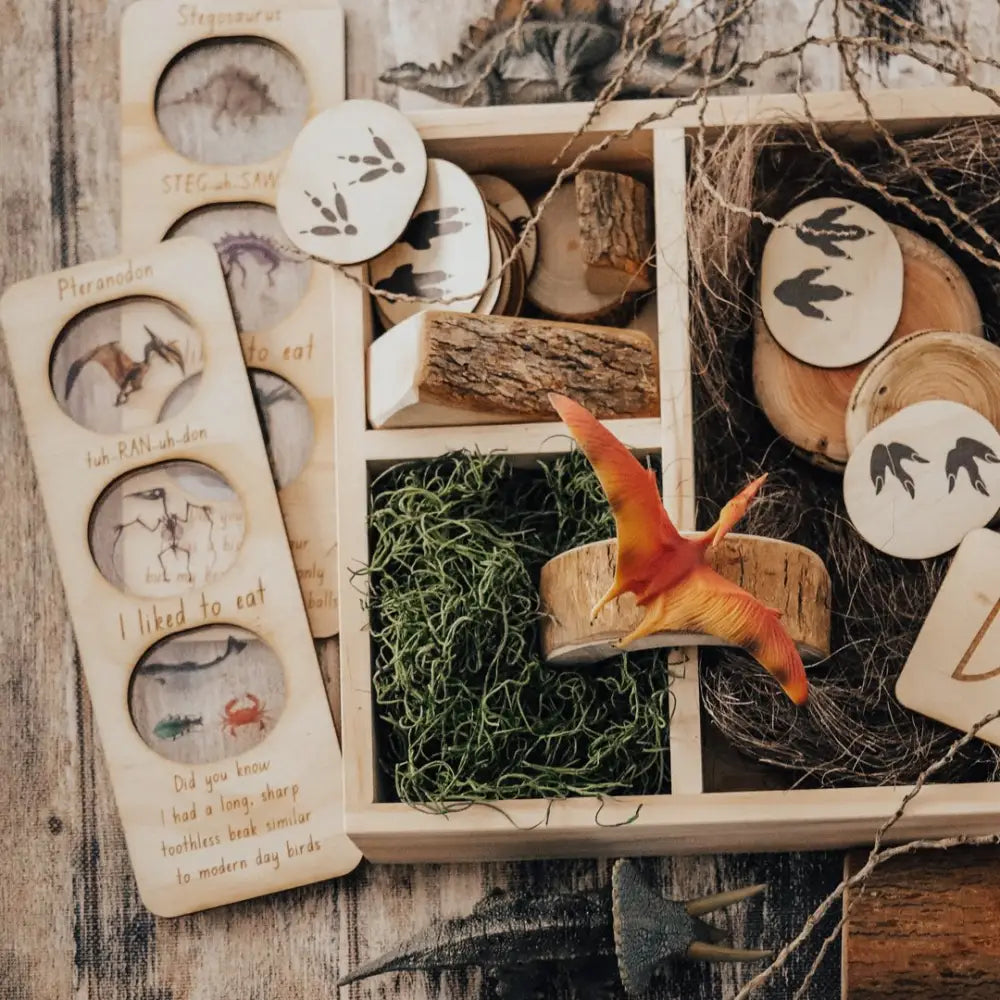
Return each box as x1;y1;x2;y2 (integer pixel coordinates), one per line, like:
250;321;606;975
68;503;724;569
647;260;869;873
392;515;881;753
380;0;742;106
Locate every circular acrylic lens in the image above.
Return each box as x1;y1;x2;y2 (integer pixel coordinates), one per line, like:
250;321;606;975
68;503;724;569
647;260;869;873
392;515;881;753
155;37;309;165
50;297;202;435
89;460;245;598
166;202;312;333
130;625;285;765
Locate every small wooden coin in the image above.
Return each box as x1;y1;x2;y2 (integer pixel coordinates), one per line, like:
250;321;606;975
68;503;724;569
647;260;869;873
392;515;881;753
845;330;1000;454
896;528;1000;744
277;98;428;265
754;226;982;469
370;158;491;326
526;182;628;322
539;535;831;664
760;198;903;368
843;400;1000;560
472;173;536;277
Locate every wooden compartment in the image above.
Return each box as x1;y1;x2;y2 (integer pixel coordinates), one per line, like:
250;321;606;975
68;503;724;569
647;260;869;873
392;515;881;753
333;87;1000;863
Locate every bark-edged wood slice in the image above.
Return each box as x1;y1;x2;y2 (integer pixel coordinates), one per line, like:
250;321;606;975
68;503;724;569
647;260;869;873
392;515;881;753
575;168;654;297
367;310;659;429
527;183;630;321
754;226;983;469
845;329;1000;454
539;534;831;664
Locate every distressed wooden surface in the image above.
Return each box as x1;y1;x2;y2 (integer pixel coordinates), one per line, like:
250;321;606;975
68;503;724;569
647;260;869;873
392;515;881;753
1;1;998;998
844;847;1000;1000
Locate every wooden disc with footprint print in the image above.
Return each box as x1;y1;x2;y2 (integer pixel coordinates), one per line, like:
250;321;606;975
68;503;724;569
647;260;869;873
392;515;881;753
370;158;491;326
844;400;1000;559
472;173;537;277
761;198;903;368
277;99;427;265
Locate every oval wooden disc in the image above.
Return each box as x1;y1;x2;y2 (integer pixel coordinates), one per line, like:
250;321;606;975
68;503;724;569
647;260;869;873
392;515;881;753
473;173;537;277
753;226;982;469
539;534;831;665
845;330;1000;455
370;158;491;327
526;183;625;322
844;400;1000;560
276;99;428;265
760;198;903;368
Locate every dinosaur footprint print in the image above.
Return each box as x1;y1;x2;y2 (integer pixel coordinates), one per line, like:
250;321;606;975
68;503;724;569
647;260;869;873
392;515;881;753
869;442;929;499
945;437;1000;496
794;204;875;259
773;267;851;321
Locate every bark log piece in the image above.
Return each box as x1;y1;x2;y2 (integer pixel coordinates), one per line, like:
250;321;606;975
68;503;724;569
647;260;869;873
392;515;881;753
575;168;654;296
367;310;659;428
539;535;831;664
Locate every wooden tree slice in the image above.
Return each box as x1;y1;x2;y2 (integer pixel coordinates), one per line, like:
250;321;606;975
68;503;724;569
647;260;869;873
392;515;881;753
526;183;629;321
575;169;654;297
843;400;1000;560
753;226;983;469
845;330;1000;454
539;535;831;665
367;310;658;429
760;198;903;369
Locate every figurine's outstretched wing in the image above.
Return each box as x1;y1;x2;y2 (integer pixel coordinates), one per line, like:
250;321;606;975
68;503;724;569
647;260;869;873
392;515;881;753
623;564;808;705
549;393;680;609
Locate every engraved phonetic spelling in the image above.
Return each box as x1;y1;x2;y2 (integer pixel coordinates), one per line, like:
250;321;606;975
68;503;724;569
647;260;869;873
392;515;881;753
65;326;185;406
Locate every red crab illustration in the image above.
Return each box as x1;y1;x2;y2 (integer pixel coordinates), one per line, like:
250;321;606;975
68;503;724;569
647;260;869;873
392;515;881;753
220;693;270;736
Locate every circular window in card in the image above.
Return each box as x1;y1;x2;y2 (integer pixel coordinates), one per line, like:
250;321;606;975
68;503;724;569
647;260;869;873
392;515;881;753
90;461;246;598
130;625;286;765
155;38;310;165
167;203;311;333
50;297;203;435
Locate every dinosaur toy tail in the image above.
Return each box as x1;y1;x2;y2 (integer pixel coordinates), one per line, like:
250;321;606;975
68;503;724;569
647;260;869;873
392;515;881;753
612;860;770;995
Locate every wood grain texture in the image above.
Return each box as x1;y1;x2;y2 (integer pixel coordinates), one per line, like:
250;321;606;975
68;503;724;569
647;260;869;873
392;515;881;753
367;309;659;428
575;168;654;295
539;534;832;664
844;847;1000;999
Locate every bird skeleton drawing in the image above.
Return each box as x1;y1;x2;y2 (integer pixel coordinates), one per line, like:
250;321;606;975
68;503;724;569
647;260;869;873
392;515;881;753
549;394;808;705
64;325;185;406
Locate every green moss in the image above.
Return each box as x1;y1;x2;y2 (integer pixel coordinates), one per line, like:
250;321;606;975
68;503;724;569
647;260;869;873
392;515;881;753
362;450;672;809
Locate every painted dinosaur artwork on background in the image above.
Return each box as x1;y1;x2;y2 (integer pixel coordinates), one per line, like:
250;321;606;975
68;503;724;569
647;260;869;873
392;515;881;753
340;860;770;997
380;0;739;106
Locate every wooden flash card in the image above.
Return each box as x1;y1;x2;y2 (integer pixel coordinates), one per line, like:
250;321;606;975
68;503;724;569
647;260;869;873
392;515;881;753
897;529;1000;744
0;240;360;916
121;0;345;636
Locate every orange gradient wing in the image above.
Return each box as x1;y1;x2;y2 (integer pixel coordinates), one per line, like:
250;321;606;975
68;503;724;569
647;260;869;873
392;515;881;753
624;564;808;705
549;393;681;609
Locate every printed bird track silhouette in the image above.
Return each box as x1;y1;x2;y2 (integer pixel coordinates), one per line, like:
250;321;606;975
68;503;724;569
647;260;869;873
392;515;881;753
301;184;357;238
375;264;451;299
946;436;1000;496
398;207;468;250
794;204;874;259
870;442;929;499
338;129;406;184
773;267;851;321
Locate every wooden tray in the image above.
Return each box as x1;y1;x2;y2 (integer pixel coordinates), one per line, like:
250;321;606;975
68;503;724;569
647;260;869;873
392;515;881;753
333;87;1000;863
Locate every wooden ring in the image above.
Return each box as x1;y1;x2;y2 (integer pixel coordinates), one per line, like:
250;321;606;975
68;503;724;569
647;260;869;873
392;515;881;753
539;534;831;665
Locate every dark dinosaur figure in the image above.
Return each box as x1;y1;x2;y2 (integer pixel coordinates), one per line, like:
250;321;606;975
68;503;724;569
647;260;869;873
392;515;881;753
773;267;851;321
398;207;468;250
339;859;769;997
870;442;929;499
794;204;875;258
64;325;185;406
945;436;1000;496
380;0;742;107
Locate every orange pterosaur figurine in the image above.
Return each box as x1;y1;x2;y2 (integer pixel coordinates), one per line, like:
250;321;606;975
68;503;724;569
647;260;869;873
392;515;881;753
549;393;808;705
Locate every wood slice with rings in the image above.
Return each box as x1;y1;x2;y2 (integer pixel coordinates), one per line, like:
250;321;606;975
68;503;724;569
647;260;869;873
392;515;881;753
753;226;982;470
846;330;1000;454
